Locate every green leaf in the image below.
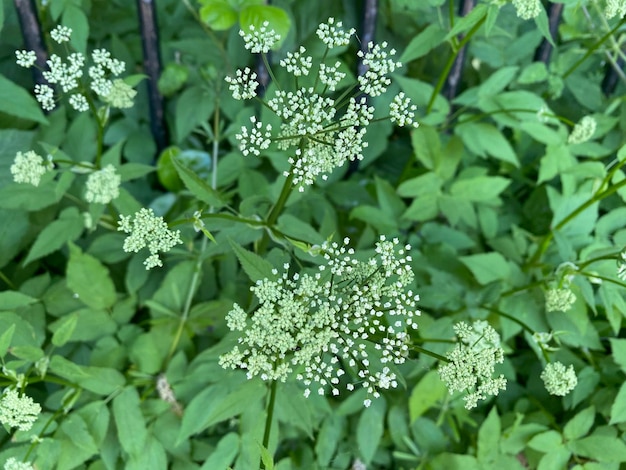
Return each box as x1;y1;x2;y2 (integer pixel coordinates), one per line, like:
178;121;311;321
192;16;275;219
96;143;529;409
66;243;116;310
0;208;29;269
409;370;448;422
357;398;386;464
477;407;500;463
200;0;238;30
610;339;626;374
178;380;265;443
0;324;15;357
410;125;442;170
127;436;168;470
258;442;275;470
610;383;626;425
51;313;78;347
455;123;519;167
459;252;510;284
0;74;47;124
315;414;345;467
528;430;562;452
568;435;626;462
0;291;37;310
450;176;510;202
113;387;148;458
564;406;595;439
200;432;239;470
445;4;487;40
229;239;276;282
175;85;215;142
50;356;125;395
56;413;99;469
63;5;89;54
239;5;291;50
171;153;224;207
118;163;155;181
400;23;446;63
24;207;84;265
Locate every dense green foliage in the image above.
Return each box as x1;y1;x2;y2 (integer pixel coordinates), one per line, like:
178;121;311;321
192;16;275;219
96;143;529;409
2;0;626;469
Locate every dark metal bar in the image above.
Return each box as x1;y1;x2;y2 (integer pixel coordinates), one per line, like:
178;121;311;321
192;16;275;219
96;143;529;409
13;0;47;86
348;0;378;176
443;0;474;104
533;2;563;64
137;0;168;153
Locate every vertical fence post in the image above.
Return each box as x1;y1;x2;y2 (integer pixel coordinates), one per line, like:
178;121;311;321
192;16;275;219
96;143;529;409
13;0;47;87
137;0;168;154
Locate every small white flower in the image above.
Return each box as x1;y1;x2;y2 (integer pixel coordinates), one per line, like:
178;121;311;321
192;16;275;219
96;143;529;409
34;83;55;111
389;92;419;128
15;50;37;68
69;93;90;112
225;67;259;100
50;25;72;43
545;287;576;312
319;62;346;91
85;165;121;204
236;116;272;157
606;0;626;18
568;116;596;144
101;79;136;108
357;42;402;97
3;457;35;470
513;0;542;19
0;388;41;432
10;151;51;186
541;362;577;396
118;208;183;269
316;17;356;48
239;21;281;53
279;46;313;77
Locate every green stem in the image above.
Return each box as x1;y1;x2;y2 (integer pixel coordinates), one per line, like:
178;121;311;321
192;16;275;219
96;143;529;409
527;176;626;266
411;344;450;362
260;380;278;470
258;170;295;254
426;14;486;114
563;17;626;79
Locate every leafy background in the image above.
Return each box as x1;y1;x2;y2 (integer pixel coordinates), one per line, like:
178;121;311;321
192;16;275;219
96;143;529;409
2;0;626;469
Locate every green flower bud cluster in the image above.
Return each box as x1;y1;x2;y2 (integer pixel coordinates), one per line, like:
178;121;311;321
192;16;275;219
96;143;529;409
438;320;507;409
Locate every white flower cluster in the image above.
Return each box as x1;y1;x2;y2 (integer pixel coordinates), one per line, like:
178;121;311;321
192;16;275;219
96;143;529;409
357;41;402;97
240;21;281;53
390;92;419;128
236;116;272;156
227;18;418;192
118;208;183;269
0;388;41;432
279;46;313;77
224;67;259;100
541;361;577;396
545;287;576;312
16;25;134;112
568;116;597;144
438;320;507;409
316;17;356;48
512;0;542;19
3;458;34;470
219;236;419;406
319;62;346;91
10;151;54;186
606;0;626;19
84;164;121;204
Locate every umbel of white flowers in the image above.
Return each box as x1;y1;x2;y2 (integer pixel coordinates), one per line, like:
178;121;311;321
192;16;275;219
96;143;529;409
226;18;419;192
438;320;507;409
16;25;136;112
219;236;420;407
